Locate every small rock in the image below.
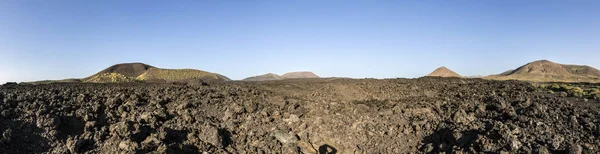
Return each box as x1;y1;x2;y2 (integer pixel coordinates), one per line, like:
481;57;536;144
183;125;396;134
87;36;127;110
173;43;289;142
85;121;96;129
83;114;94;122
298;123;308;130
283;114;300;123
282;143;300;154
139;112;153;122
551;135;564;150
177;102;190;110
198;124;223;147
118;140;139;151
568;144;582;154
262;117;274;123
222;109;233;121
232;103;245;114
110;121;133;137
244;102;258;113
510;138;521;151
142;136;162;146
2;128;12;142
271;130;298;145
423;143;434;153
452;131;462;141
0;110;11;117
380;110;394;116
504;106;517;119
537;146;550;154
570;116;578;126
583;143;595;150
453;109;474;124
67;138;89;153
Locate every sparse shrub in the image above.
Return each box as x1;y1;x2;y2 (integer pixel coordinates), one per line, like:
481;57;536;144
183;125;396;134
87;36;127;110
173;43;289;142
567;87;584;97
550;84;561;91
558;92;568;97
559;84;573;91
85;73;139;83
549;84;561;91
541;84;594;98
137;68;224;82
587;89;600;99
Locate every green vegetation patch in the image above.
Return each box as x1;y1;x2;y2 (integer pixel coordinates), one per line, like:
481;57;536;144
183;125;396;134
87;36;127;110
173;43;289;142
137;68;225;82
84;73;140;83
539;83;600;100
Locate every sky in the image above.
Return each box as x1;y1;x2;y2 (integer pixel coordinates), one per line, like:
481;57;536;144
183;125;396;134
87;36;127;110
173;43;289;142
1;0;600;83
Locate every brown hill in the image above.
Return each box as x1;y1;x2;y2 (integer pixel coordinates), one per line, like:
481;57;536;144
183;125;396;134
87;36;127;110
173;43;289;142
85;63;155;80
242;73;283;81
426;66;461;77
485;60;600;82
30;62;231;84
136;68;230;82
562;64;600;78
281;71;320;79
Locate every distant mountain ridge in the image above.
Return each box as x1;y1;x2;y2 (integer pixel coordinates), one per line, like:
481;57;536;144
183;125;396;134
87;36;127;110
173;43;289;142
243;73;284;81
426;66;461;77
243;71;320;81
281;71;319;79
485;60;600;82
29;62;230;84
21;60;600;84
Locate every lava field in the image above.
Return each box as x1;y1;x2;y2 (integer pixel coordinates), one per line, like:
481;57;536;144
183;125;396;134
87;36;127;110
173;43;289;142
1;77;599;153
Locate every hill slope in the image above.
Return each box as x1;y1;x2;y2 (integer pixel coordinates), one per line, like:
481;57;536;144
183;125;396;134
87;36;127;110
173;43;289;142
26;79;82;85
243;73;283;81
137;68;230;82
281;71;320;79
85;73;139;83
426;66;461;77
85;63;155;80
485;60;600;82
243;71;320;81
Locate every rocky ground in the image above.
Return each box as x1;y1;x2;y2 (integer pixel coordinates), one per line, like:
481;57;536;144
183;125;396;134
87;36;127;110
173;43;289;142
1;77;599;153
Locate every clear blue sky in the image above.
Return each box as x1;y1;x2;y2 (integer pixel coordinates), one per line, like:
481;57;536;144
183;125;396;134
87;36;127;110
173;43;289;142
1;0;600;82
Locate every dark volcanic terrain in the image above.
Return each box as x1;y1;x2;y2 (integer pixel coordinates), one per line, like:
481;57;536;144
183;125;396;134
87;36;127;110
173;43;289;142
1;78;599;153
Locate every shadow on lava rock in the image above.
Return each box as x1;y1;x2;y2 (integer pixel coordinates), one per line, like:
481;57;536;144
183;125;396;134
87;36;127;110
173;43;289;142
57;115;86;140
420;128;480;153
318;144;337;154
219;128;233;147
0;119;51;153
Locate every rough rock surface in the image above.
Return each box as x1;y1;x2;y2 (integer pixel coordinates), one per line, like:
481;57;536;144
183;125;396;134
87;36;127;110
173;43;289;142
0;77;599;153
